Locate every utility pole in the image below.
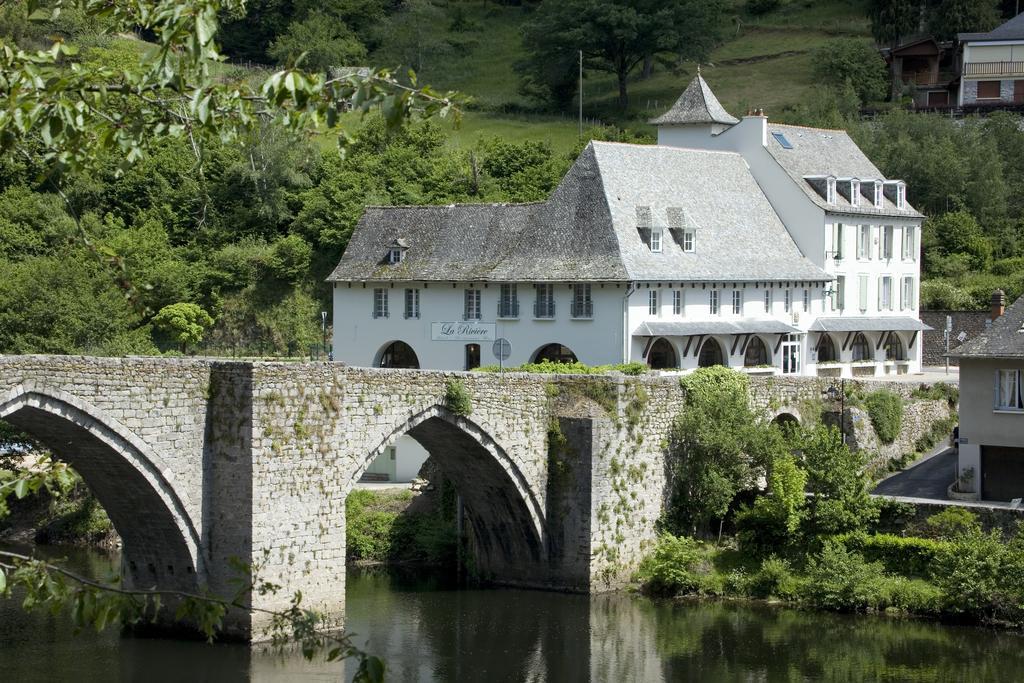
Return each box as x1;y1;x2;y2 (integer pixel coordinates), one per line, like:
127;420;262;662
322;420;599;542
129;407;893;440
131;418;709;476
579;49;583;139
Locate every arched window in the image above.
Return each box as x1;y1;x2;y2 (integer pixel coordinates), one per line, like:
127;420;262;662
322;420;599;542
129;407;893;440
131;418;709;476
884;333;906;361
698;338;725;368
533;343;578;364
378;341;420;369
816;334;838;363
647;338;678;369
850;333;871;362
744;336;770;367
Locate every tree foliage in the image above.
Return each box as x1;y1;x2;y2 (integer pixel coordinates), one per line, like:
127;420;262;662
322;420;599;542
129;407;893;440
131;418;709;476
517;0;724;110
152;302;214;352
812;39;889;105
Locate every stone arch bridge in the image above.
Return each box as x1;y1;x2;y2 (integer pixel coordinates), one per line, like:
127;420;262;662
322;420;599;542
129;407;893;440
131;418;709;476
0;355;893;639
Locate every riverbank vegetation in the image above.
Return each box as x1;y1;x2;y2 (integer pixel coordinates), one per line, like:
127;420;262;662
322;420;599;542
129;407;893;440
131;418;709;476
641;367;1019;628
346;487;459;568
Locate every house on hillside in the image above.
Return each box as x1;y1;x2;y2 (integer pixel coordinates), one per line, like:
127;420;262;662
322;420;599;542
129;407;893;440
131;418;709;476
652;73;928;377
958;12;1024;107
878;36;959;108
950;291;1024;502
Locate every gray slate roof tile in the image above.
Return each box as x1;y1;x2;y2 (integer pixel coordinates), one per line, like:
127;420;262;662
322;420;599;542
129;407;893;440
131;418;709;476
952;295;1024;358
766;124;924;219
649;74;739;126
328;141;828;284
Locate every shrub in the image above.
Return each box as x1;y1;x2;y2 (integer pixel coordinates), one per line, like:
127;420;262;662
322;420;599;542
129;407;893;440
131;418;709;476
991;257;1024;277
921;507;981;540
637;534;721;596
930;531;1024;621
800;542;889;612
749;556;800;600
884;577;944;614
444;379;473;416
836;532;949;577
911;382;959;408
474;360;647;375
863;390;902;444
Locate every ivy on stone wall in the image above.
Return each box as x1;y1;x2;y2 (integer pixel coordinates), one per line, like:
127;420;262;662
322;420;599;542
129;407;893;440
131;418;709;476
863;390;903;445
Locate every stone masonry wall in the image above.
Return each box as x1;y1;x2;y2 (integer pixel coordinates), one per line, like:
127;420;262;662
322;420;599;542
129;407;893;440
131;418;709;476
0;355;964;639
921;310;991;367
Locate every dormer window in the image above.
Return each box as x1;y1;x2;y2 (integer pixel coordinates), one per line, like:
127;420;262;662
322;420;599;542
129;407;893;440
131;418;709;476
897;183;906;210
873;182;883;208
683;229;695;252
650;230;663;253
826;177;837;205
850;180;860;207
386;238;409;265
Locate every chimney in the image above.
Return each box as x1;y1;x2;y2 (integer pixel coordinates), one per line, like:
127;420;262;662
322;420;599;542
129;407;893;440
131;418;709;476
991;289;1006;321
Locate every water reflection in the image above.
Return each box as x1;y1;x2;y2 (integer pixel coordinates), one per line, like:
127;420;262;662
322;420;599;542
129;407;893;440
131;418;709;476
2;548;1024;682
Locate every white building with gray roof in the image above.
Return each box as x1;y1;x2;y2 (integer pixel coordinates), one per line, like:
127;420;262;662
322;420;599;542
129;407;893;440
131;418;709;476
329;75;927;380
654;73;928;378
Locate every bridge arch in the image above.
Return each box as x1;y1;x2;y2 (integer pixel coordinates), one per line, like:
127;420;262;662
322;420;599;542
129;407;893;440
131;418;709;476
0;384;202;592
351;404;545;581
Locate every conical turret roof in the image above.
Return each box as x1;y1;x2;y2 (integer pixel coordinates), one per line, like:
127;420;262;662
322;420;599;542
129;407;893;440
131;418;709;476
650;72;739;126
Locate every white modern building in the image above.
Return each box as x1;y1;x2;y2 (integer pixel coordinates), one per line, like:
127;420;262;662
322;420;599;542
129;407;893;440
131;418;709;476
330;74;927;381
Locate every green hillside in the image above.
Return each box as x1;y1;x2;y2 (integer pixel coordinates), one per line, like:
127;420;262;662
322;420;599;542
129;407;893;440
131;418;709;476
395;0;872;149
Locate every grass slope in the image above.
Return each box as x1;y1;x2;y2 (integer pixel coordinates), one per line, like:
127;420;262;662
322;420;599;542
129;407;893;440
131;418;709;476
388;0;872;148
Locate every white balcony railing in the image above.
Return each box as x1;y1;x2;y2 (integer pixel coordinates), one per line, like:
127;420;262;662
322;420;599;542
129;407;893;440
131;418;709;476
964;61;1024;78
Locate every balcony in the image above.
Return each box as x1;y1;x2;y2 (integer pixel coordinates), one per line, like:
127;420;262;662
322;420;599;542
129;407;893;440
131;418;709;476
571;301;593;319
498;300;520;319
964;61;1024;78
534;300;556;319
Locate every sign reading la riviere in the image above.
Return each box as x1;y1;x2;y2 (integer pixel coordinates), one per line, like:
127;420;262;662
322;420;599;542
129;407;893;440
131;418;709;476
431;322;496;342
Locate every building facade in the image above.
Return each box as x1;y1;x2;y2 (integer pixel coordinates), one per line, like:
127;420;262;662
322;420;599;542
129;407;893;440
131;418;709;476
951;292;1024;501
330;75;927;381
958;12;1024;107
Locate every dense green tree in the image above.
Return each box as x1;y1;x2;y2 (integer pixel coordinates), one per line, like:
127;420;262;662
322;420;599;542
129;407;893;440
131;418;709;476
152;302;215;353
928;0;1002;40
518;0;724;110
268;13;367;72
812;39;889;105
927;211;993;271
796;426;878;538
866;0;923;98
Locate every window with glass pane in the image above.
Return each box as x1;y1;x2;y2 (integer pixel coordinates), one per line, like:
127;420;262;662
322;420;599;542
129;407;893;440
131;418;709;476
858;275;869;312
858;225;871;259
901;277;914;310
534;284;555;318
673;290;683;315
732;290;742;315
464;289;481;320
803;288;810;312
835;276;846;312
903;226;916;261
880;225;893;259
763;289;771;313
996;370;1023;410
649;290;659;316
373;288;388;319
878;276;893;311
709;289;719;315
572;284;593;318
683;230;695;252
833;223;844;260
404;289;419;319
499;284;519;318
650;231;662;252
784;289;791;313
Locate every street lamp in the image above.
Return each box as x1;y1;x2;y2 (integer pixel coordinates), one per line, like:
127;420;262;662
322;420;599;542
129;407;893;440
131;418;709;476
823;378;846;444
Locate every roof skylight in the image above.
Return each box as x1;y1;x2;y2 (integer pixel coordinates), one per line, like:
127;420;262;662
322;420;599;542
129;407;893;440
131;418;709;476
771;132;793;149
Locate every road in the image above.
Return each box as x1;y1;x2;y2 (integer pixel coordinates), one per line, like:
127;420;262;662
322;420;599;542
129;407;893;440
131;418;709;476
873;448;957;500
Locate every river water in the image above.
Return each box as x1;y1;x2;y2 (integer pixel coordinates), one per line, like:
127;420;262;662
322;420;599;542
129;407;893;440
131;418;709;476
2;546;1024;682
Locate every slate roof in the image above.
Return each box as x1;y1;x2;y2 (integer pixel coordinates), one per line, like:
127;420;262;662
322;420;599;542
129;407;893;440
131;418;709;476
765;124;923;219
328;142;828;284
810;317;932;332
951;295;1024;358
649;73;739;126
959;12;1024;42
636;320;799;337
